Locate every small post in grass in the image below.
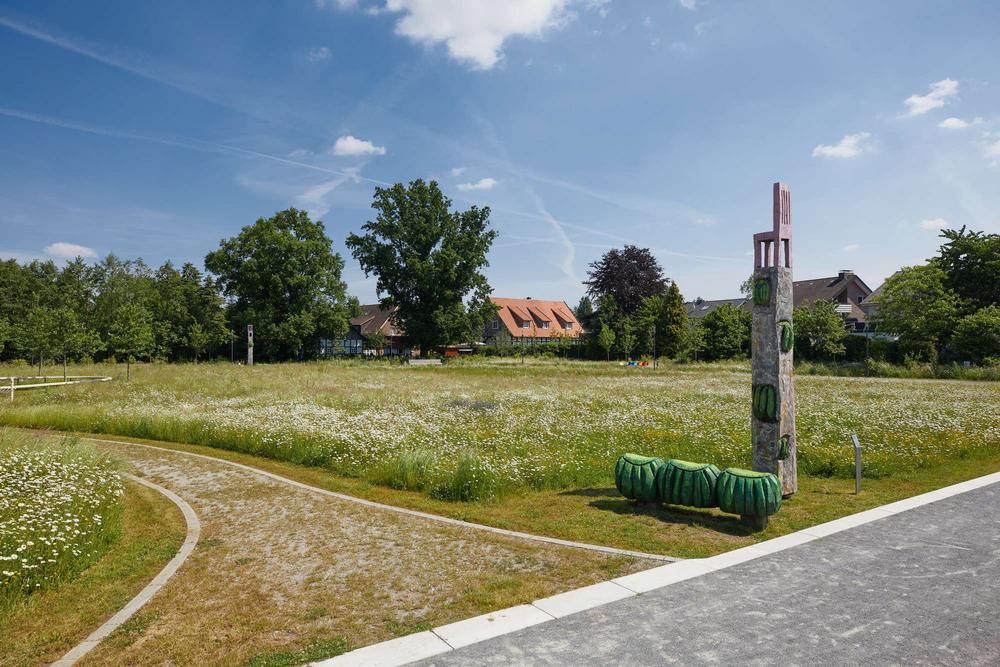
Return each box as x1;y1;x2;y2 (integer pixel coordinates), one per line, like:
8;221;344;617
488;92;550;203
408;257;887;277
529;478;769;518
8;377;13;403
247;324;254;367
852;434;862;494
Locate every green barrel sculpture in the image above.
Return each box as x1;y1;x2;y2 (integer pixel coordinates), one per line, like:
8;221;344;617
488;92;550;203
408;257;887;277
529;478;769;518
614;453;665;502
752;278;771;306
656;459;721;508
752;384;778;422
717;468;782;523
778;320;794;353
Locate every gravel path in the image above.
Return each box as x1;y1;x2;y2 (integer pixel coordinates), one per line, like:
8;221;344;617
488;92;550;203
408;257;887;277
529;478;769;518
79;439;647;666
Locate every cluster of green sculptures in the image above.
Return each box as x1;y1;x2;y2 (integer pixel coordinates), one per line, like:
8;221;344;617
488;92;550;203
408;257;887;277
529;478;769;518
614;453;782;526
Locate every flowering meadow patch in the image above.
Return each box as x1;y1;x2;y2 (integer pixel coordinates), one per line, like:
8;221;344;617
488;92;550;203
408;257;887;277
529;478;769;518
1;361;998;501
0;432;124;610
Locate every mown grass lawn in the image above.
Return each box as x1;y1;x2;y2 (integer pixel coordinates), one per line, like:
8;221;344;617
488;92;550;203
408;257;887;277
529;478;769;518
2;359;998;556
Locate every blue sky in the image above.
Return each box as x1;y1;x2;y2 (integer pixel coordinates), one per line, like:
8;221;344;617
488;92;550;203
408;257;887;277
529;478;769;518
1;0;999;304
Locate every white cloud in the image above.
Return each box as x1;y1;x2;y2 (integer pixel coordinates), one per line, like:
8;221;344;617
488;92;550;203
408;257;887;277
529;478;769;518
451;166;467;176
920;217;949;230
811;132;873;159
315;0;357;9
44;242;97;259
306;46;331;62
939;116;982;129
843;243;860;252
331;134;386;156
903;78;958;117
985;139;1000;158
457;177;497;191
678;0;699;9
382;0;577;70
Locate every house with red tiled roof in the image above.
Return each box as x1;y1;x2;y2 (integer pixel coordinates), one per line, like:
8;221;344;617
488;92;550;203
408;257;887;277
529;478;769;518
484;297;584;343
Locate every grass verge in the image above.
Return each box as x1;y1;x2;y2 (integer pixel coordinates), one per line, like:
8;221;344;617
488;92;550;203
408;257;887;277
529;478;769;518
0;478;185;667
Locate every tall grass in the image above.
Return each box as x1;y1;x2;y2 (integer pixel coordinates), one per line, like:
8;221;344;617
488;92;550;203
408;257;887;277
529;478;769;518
1;361;998;501
0;430;124;611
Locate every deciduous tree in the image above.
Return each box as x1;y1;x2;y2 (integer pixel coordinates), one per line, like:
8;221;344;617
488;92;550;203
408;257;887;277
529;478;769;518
697;304;751;361
933;227;1000;314
346;180;498;357
206;208;353;361
951;305;1000;363
49;307;102;380
109;303;155;380
584;245;667;315
596;321;616;361
793;299;847;360
875;265;959;361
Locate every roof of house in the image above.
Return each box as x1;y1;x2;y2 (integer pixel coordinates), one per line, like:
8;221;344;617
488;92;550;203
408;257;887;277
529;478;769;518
793;271;872;320
685;297;749;318
490;297;584;336
862;272;896;307
350;304;401;336
686;271;874;321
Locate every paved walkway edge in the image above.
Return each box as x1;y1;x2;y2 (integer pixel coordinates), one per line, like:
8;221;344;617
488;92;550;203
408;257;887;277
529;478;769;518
52;474;201;667
75;434;675;563
311;468;1000;667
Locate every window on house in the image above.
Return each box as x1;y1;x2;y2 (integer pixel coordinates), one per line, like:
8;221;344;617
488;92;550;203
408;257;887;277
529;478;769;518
564;322;572;330
492;319;499;330
521;320;530;329
541;321;549;329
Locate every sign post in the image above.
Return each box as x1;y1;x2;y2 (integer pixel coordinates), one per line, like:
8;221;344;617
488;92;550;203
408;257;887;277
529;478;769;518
852;434;862;494
247;324;254;367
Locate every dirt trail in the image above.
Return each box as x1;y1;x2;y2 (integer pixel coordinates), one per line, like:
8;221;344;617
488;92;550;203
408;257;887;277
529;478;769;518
81;441;647;666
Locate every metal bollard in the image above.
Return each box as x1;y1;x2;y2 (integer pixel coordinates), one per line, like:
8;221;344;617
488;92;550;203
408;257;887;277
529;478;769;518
851;434;862;494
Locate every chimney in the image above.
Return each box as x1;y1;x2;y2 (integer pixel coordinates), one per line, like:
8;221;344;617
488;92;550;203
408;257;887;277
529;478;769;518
838;269;854;281
525;296;532;300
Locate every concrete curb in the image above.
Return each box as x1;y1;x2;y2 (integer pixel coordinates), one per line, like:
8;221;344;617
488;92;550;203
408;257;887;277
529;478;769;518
53;474;201;666
311;469;1000;667
77;435;674;563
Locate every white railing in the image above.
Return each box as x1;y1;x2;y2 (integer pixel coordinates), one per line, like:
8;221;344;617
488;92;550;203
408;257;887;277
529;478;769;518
1;375;113;401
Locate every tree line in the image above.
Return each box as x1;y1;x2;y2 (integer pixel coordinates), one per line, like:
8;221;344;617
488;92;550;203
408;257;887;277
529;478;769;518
3;177;996;369
0;179;498;367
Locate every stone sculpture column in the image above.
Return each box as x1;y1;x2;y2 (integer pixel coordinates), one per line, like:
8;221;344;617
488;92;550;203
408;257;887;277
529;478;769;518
750;182;797;498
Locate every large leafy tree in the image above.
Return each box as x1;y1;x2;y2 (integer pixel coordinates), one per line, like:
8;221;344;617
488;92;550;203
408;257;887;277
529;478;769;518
206;208;354;361
584;245;667;315
793;299;847;360
951;306;1000;363
933;227;1000;314
697;304;751;361
875;264;959;361
346;180;497;356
